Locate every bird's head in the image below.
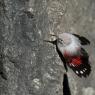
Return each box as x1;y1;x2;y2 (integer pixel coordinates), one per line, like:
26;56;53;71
56;33;71;48
44;33;71;48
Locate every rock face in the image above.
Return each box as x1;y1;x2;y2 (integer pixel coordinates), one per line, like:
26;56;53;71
0;0;95;95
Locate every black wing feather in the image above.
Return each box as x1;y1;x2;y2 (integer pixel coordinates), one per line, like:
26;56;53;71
73;34;90;45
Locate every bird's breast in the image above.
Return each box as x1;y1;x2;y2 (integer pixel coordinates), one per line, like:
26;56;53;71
63;42;81;57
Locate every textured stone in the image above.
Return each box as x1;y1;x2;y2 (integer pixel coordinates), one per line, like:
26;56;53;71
0;0;95;95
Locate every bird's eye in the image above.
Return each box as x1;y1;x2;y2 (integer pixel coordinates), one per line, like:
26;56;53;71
59;39;63;42
58;39;64;44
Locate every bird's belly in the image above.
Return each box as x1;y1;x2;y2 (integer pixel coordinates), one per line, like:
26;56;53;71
64;44;80;56
63;47;80;58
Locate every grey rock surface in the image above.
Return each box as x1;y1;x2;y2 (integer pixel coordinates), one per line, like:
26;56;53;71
0;0;95;95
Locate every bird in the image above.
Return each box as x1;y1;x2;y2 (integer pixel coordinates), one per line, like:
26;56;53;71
45;32;91;77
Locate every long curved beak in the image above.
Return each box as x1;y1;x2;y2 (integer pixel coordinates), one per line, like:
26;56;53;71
43;40;57;45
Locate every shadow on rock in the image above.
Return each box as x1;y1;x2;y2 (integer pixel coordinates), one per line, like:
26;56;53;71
0;54;7;80
63;73;71;95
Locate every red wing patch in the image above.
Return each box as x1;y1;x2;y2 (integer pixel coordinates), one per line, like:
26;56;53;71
66;54;91;77
69;56;82;67
63;50;82;67
62;48;91;77
71;56;82;66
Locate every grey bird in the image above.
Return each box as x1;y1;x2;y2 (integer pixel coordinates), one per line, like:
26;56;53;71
45;32;91;77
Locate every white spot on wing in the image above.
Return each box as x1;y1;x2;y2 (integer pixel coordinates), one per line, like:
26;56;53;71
83;69;85;72
80;71;83;74
75;71;79;74
84;68;87;71
72;64;75;67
